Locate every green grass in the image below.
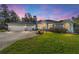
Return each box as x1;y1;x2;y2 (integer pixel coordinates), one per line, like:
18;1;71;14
1;32;79;54
0;29;7;32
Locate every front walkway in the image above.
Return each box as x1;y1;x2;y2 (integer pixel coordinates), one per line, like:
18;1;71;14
0;31;37;50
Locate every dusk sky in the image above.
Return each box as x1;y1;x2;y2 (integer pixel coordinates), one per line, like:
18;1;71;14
8;4;79;21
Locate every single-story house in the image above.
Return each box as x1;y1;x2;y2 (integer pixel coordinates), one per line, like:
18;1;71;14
0;19;78;33
37;19;79;33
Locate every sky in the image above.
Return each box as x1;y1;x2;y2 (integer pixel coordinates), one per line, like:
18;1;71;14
7;4;79;21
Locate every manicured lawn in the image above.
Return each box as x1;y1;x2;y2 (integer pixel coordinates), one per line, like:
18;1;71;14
0;29;7;32
1;32;79;54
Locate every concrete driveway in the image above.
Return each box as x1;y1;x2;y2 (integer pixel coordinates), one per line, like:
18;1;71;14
0;31;37;50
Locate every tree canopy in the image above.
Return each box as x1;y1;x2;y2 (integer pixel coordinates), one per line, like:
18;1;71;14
0;4;20;23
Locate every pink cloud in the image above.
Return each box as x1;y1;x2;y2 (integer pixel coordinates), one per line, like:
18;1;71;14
8;5;26;18
49;10;79;21
61;11;79;20
37;16;45;21
39;4;49;15
52;9;62;15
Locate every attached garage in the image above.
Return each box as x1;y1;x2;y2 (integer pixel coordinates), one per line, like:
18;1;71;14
8;23;26;31
8;23;36;31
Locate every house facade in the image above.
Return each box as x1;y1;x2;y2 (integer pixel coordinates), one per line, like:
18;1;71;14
73;23;79;33
2;19;78;33
37;20;54;30
63;20;74;33
37;19;78;33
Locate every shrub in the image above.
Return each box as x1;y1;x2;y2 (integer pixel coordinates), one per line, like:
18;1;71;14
49;28;67;33
0;29;7;32
0;23;8;30
37;30;44;34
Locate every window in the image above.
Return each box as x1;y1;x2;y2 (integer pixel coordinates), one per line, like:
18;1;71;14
64;23;70;29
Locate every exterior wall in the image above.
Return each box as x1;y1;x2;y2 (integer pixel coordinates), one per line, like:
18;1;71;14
7;20;76;33
25;25;36;31
8;25;26;31
55;23;63;29
63;22;74;33
70;23;74;33
37;23;53;30
74;23;79;33
52;23;64;31
48;24;53;29
51;21;74;33
37;23;47;30
8;25;36;31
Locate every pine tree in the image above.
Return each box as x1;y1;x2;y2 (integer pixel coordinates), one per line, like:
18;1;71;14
0;4;10;23
10;10;20;22
24;13;33;23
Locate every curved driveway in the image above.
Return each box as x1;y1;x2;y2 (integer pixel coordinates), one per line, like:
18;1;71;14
0;31;36;50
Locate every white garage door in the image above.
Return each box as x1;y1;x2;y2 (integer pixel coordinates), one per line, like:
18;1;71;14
8;26;26;31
